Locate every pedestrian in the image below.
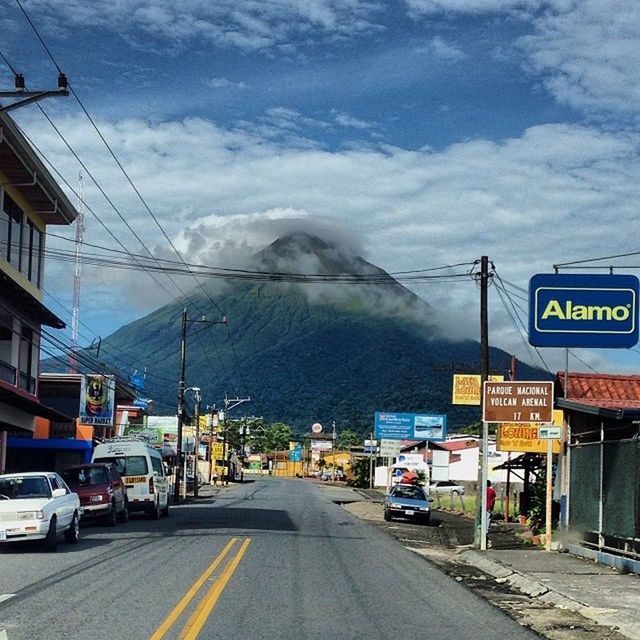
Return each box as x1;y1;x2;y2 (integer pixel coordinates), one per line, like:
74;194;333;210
486;479;497;547
212;470;218;486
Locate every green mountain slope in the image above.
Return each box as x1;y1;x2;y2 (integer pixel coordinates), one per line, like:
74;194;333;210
46;233;548;435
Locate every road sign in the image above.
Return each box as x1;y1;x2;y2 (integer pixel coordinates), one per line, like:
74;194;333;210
289;447;302;461
379;439;401;458
374;412;446;441
483;381;554;424
529;273;639;348
539;426;562;439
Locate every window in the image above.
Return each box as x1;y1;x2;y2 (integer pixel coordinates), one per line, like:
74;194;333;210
18;325;36;394
30;225;42;286
3;193;23;270
151;456;164;476
21;220;31;278
94;455;149;476
0;309;15;385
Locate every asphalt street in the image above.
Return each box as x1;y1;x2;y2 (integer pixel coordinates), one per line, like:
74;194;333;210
0;478;539;640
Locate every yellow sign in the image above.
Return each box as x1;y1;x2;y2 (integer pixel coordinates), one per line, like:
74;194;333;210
124;476;146;483
452;374;504;405
210;442;225;461
497;409;563;454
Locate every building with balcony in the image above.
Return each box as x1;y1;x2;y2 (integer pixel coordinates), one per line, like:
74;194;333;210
0;111;78;472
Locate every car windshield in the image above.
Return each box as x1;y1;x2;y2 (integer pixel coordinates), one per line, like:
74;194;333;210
62;467;109;487
94;456;148;476
0;476;51;499
394;486;426;500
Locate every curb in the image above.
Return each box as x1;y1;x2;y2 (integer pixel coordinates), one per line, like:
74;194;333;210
457;550;592;611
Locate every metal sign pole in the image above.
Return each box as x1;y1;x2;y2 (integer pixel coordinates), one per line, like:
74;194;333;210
480;420;489;551
546;437;553;551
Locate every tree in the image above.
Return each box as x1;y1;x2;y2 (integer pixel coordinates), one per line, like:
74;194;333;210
336;429;361;450
264;422;293;452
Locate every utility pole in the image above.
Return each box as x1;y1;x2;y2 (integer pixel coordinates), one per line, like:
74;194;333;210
0;72;69;113
193;388;201;498
222;394;251;484
174;310;226;503
474;256;491;549
175;308;188;502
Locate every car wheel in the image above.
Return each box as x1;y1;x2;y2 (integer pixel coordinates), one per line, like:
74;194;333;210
384;509;392;522
452;490;460;497
105;502;117;527
118;500;129;523
65;512;80;544
150;499;161;520
44;516;58;552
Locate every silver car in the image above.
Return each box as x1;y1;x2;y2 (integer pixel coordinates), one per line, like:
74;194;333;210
429;480;465;496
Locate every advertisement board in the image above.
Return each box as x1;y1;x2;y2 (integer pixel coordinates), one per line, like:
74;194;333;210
79;374;115;426
452;374;505;405
529;273;639;348
374;412;446;441
497;409;563;454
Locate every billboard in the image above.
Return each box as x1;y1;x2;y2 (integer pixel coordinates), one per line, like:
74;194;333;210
497;410;563;454
79;374;115;426
452;374;505;405
374;412;446;441
529;273;639;348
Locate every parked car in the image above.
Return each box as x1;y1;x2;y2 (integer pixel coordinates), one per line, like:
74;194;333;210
383;483;431;524
429;480;465;496
0;471;80;551
92;438;170;518
62;463;128;526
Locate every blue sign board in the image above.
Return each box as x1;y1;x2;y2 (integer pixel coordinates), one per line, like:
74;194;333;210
374;412;447;441
529;273;639;348
289;447;302;462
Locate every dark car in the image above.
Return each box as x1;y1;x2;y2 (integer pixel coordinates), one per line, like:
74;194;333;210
62;463;128;526
383;483;431;524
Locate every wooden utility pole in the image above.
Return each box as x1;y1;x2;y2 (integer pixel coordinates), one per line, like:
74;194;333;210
474;256;490;549
174;308;187;502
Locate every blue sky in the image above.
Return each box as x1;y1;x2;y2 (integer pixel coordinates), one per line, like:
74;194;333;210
3;0;640;379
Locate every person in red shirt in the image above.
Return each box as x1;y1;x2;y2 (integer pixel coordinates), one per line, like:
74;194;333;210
486;480;497;546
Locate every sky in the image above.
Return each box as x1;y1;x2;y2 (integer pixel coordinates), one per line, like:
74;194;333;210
3;0;640;384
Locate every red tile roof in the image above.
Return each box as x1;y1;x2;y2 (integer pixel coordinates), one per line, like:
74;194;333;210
556;372;640;410
440;439;479;451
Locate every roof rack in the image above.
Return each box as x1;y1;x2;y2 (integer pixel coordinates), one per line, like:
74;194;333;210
103;435;155;444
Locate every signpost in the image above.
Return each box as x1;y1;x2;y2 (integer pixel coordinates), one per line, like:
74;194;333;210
483;381;554;424
483;381;555;552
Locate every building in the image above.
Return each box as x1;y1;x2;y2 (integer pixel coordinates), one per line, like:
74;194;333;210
0;112;78;472
556;371;640;570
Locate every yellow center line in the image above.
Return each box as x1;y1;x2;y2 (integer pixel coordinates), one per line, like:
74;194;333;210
179;538;252;640
149;538;238;640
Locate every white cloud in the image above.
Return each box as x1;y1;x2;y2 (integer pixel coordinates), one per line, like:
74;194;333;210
405;0;542;15
520;0;640;117
22;0;385;51
206;77;247;90
428;35;467;61
16;109;640;372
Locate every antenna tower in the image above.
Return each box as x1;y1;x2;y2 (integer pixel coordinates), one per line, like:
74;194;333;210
69;172;85;373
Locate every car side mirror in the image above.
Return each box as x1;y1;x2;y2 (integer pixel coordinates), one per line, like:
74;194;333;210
52;488;66;498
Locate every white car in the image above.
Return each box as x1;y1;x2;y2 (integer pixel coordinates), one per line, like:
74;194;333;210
0;471;81;551
429;480;465;496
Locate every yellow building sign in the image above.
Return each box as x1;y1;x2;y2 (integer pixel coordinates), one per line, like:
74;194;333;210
497;409;563;454
452;374;504;405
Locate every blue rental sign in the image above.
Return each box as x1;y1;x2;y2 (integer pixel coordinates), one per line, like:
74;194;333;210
529;273;639;348
374;412;447;441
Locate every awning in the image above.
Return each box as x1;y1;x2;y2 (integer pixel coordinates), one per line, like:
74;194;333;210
556;397;640;420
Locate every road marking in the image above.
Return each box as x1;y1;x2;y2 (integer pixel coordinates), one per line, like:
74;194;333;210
0;595;15;604
149;538;238;640
179;538;252;640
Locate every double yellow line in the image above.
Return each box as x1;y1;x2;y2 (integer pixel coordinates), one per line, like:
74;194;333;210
150;537;251;640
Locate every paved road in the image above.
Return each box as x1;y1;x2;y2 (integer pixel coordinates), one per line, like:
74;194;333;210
0;478;538;640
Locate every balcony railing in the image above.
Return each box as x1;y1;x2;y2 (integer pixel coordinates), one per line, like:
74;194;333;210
0;360;16;386
18;372;36;395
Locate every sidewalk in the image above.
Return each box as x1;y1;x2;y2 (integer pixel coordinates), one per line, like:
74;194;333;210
343;489;640;639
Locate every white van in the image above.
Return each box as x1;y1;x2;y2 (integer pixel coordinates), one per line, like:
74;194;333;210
92;437;170;518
